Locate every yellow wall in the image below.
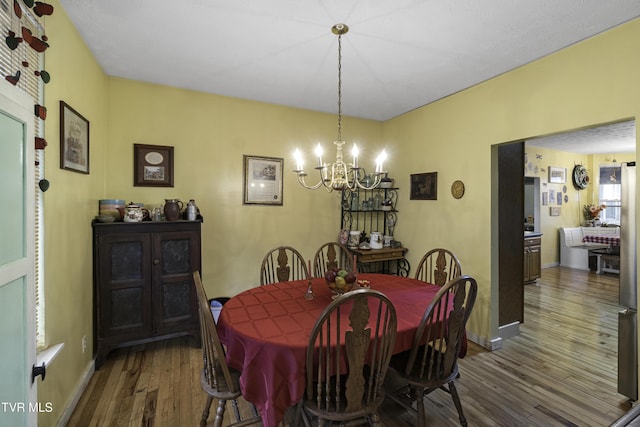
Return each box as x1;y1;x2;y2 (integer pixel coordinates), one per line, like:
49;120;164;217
523;146;589;266
39;3;640;424
104;78;384;296
384;18;640;342
38;1;108;425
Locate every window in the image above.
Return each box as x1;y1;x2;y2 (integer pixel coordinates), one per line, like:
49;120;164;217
599;165;621;225
0;0;46;348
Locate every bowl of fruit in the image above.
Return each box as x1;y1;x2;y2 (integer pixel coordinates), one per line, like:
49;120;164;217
324;267;357;296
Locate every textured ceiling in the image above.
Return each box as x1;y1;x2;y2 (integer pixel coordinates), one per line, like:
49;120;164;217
526;120;636;154
58;0;640;122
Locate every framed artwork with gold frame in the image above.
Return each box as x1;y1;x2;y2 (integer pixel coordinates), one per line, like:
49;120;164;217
243;155;283;205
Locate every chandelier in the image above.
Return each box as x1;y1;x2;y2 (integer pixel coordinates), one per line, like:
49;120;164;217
293;23;387;192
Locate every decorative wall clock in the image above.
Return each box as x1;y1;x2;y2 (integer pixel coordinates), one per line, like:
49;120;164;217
572;164;589;190
451;180;465;199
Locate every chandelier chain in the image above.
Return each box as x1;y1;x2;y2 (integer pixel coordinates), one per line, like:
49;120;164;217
337;32;342;142
292;23;387;192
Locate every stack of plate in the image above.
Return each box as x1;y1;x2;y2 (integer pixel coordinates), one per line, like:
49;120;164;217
99;199;125;220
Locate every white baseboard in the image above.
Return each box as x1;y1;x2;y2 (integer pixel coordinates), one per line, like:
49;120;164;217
56;359;95;427
466;331;503;351
498;321;521;340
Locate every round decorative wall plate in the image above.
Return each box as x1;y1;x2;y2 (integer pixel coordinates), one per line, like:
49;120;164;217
451;180;465;199
144;151;164;165
572;165;589;190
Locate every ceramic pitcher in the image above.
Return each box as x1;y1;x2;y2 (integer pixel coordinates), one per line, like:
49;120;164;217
163;199;183;221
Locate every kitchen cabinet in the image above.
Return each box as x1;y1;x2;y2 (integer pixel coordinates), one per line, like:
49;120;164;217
92;220;201;368
524;235;541;283
340;185;409;275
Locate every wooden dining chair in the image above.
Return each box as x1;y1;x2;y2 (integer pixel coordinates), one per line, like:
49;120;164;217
414;248;462;286
260;245;309;285
385;275;477;427
296;288;397;426
313;241;353;278
192;272;262;427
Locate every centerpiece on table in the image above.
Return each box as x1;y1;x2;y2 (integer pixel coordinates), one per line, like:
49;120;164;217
584;203;606;226
324;267;357;295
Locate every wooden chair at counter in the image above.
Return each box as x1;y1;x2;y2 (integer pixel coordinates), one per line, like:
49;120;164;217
385;275;478;427
414;248;462;286
192;272;262;427
313;241;354;278
296;288;397;426
259;245;309;285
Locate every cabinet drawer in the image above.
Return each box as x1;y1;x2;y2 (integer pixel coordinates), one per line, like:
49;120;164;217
359;249;404;262
524;237;541;247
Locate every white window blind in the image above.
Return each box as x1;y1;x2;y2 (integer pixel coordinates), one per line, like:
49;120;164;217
0;0;47;348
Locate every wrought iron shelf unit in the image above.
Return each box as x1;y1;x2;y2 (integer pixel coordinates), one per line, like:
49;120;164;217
340;187;409;275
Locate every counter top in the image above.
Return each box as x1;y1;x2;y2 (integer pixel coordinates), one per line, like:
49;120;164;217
524;231;543;237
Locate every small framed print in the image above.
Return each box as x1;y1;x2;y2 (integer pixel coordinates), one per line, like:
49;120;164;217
60;101;90;174
243;155;283;205
548;166;566;184
134;144;174;187
410;172;438;200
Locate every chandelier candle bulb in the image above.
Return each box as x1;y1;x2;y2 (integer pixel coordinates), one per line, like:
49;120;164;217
294;149;303;172
352;144;359;168
315;144;323;168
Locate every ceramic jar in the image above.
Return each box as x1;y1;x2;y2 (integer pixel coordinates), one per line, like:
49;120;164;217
164;199;183;221
186;199;198;221
348;231;361;248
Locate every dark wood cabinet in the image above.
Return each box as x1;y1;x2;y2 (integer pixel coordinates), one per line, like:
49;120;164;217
92;221;201;368
524;236;541;283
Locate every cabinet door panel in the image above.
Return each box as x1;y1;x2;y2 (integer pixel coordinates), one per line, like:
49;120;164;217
161;279;192;319
97;234;152;338
111;287;144;328
160;238;191;275
153;231;199;332
111;241;144;280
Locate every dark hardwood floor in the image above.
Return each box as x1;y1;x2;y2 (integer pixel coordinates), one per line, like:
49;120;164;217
67;267;632;426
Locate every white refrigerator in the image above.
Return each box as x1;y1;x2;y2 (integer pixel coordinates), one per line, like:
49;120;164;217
619;161;637;401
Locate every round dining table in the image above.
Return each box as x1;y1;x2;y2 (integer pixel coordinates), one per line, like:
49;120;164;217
217;273;452;427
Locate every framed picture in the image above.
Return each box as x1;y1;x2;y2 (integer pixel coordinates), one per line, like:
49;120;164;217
243;155;283;205
410;172;438;200
60;101;90;174
548;166;566;184
550;206;561;216
134;143;174;187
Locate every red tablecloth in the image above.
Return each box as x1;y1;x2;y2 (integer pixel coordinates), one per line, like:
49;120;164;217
583;234;620;246
217;273;449;427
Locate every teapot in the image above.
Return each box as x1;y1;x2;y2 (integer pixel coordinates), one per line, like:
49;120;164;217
123;202;148;223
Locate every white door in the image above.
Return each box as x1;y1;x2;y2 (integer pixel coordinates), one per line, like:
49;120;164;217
0;81;37;426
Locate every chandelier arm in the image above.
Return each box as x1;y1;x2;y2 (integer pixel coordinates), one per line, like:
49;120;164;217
297;173;326;190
